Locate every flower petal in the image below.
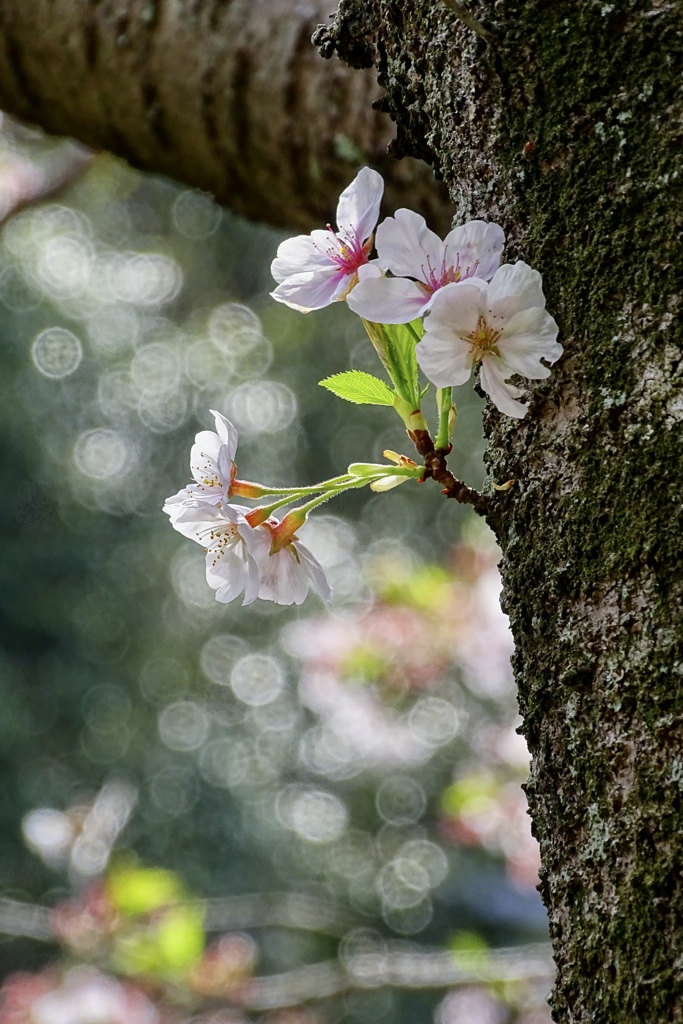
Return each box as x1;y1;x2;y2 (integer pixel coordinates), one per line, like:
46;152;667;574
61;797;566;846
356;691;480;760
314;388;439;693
356;260;383;282
417;332;474;387
209;409;239;458
423;280;485;337
206;548;249;603
375;208;444;280
347;275;428;323
335;167;384;244
167;501;224;543
270;268;347;313
487;262;546;323
498;307;562;379
479;358;528;418
270;230;336;282
258;547;308;606
294;541;332;602
443;220;505;282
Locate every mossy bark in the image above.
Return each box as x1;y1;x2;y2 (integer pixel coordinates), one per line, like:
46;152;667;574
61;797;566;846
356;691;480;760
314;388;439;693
320;1;683;1020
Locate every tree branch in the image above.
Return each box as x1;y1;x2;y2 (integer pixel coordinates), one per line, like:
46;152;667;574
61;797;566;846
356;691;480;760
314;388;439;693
239;943;554;1010
0;0;452;232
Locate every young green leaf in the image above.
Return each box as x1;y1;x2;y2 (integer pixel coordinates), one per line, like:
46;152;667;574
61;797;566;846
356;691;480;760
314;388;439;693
381;319;423;409
319;370;396;406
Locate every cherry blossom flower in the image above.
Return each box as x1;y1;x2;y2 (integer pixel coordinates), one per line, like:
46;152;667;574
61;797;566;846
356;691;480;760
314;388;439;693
165;502;261;605
417;262;562;418
347;211;504;324
270;167;384;312
250;518;332;606
164;409;238;523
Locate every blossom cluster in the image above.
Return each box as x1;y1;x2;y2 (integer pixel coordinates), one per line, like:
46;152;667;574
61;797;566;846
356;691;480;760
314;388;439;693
165;168;562;609
271;167;562;418
164;411;331;607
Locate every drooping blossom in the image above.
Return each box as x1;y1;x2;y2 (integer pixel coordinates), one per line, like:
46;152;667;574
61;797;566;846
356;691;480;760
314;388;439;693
347;210;504;324
416;262;562;418
250;518;332;606
165;502;261;605
270;167;384;312
164;409;238;524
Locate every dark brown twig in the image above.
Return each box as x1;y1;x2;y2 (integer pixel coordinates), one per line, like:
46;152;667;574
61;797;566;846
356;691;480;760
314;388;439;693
410;429;490;514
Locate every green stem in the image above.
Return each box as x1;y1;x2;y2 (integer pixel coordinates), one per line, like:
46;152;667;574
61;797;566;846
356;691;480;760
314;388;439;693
236;472;360;499
435;387;453;450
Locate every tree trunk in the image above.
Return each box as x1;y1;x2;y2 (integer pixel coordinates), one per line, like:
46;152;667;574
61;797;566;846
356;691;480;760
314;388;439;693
0;0;451;231
319;1;683;1020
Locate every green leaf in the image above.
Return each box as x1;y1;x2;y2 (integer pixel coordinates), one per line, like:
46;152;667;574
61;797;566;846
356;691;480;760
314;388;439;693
112;904;206;980
381;319;422;408
319;370;395;406
107;864;187;916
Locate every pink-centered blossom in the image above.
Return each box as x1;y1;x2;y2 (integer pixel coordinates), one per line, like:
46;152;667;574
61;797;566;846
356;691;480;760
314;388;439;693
417;262;562;418
347;210;505;324
270;167;384;312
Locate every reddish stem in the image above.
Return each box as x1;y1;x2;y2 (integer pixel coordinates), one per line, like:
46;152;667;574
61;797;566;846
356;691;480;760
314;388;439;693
409;429;489;515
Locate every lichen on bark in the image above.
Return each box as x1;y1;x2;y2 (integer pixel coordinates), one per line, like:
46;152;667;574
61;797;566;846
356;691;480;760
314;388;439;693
319;1;683;1019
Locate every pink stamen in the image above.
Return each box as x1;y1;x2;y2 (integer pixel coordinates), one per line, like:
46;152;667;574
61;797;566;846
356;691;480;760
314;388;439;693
421;249;480;294
324;226;371;275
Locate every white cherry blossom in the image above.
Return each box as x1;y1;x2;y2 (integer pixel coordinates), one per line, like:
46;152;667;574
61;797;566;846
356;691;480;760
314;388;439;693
251;519;332;606
164;409;238;524
270;167;384;312
417;262;562;418
347;211;505;324
165;501;261;605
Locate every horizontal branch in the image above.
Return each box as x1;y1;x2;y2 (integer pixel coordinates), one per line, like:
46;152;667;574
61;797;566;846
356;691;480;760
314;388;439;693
0;897;53;942
203;892;358;938
0;0;451;231
240;942;555;1010
0;895;553;1010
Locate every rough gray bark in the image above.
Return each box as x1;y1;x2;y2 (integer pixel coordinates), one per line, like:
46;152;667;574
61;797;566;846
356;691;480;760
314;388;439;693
318;1;683;1021
0;0;451;231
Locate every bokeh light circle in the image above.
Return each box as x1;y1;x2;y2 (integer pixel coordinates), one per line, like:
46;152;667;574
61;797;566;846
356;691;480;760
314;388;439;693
158;700;209;752
208;303;262;351
381;897;433;936
290;788;348;843
376;776;426;826
230;653;285;706
227;380;297;435
73;429;130;479
200;634;251;687
31;327;83;378
107;252;183;307
172;190;222;239
131;341;182;396
408;696;461;748
396;839;449;888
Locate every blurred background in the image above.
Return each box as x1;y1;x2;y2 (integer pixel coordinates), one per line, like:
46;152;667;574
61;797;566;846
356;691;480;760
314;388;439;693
0;118;552;1024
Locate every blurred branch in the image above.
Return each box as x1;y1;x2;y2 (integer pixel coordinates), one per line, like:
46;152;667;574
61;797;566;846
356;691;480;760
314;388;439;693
0;0;451;232
240;943;555;1010
0;894;553;1008
203;892;358;938
0;897;53;942
0;891;357;943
